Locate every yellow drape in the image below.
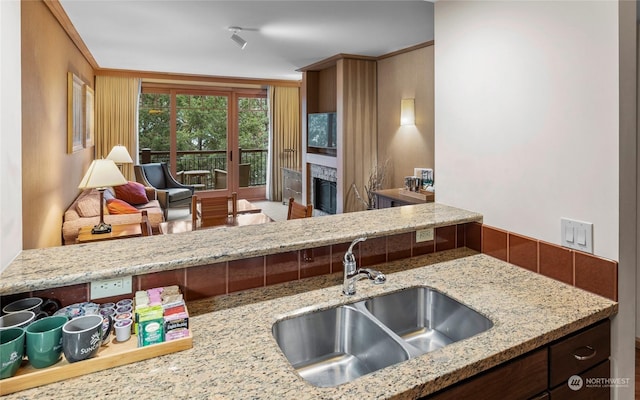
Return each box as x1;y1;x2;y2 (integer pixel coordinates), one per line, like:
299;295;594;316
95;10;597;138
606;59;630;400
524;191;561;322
269;86;301;201
95;76;141;180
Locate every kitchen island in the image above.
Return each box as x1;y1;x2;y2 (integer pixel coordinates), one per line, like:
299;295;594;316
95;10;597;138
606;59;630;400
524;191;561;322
0;203;481;295
3;248;617;399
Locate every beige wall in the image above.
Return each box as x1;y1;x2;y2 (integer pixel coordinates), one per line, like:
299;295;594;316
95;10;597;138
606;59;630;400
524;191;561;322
21;1;95;249
377;46;434;188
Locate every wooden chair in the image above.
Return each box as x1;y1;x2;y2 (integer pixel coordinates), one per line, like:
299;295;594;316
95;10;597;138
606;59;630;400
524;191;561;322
287;197;313;220
140;210;152;236
192;193;238;229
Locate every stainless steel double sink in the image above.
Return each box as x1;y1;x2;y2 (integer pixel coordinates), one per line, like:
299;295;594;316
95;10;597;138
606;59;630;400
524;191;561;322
272;286;493;387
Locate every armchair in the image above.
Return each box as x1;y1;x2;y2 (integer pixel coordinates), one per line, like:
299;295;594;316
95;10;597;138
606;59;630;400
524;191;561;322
134;163;194;219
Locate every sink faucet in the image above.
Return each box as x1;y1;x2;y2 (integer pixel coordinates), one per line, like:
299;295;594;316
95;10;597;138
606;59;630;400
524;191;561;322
343;237;386;296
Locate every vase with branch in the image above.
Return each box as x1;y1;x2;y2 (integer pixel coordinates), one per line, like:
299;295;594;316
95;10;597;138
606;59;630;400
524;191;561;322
352;158;391;210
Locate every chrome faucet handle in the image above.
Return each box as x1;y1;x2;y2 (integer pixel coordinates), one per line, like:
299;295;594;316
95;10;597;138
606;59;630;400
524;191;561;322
344;237;366;264
359;268;387;285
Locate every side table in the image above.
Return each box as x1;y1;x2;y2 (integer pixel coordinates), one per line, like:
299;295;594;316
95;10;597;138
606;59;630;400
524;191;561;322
77;223;142;243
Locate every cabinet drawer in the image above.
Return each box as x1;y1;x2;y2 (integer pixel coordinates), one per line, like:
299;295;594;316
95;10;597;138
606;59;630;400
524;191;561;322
425;348;548;400
549;360;610;400
549;319;610;388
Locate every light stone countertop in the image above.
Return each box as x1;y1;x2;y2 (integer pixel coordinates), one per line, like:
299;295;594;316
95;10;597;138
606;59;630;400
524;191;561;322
0;203;482;295
5;249;617;399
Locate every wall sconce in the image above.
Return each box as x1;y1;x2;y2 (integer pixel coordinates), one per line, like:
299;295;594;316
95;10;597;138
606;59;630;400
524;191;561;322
400;98;415;126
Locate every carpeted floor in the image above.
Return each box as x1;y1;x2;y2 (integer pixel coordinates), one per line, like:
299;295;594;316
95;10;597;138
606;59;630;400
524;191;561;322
166;200;288;222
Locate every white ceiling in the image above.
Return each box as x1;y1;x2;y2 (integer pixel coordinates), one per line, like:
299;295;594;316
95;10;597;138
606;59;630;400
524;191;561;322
59;0;434;81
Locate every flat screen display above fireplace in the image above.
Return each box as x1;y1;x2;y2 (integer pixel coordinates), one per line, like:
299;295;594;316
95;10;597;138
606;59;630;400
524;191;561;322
308;112;337;156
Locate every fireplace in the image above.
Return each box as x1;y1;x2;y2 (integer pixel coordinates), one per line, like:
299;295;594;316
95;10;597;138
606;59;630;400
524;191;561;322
314;178;337;215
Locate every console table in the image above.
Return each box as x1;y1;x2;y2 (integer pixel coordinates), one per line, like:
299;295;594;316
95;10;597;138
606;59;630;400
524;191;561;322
374;188;435;209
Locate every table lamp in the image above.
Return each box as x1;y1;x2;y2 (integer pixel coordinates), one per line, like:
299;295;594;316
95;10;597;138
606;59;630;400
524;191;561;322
78;159;127;234
106;145;133;171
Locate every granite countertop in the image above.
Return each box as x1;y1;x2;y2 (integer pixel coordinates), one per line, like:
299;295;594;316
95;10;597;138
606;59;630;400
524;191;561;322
0;203;481;295
6;249;617;399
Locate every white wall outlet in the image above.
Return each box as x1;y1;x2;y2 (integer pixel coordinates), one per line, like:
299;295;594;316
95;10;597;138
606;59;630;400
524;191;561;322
560;218;593;254
416;228;434;243
90;276;133;300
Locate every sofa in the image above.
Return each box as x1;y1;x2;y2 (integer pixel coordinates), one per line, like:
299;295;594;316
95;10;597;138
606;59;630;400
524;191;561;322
62;185;164;245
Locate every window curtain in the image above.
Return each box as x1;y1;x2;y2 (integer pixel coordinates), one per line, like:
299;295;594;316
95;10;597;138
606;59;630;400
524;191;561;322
267;86;301;201
95;76;141;180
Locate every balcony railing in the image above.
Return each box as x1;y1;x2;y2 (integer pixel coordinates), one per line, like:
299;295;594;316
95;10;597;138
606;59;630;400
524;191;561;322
139;148;267;189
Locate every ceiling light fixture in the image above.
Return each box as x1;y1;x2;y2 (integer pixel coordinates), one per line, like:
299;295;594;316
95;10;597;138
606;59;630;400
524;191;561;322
229;26;247;50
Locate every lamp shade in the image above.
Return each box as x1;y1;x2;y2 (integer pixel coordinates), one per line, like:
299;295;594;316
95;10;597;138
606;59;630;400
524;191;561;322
106;145;133;164
78;159;127;189
400;98;415;126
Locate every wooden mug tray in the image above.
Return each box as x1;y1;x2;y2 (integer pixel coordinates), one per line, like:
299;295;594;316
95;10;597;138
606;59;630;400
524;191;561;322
0;331;192;396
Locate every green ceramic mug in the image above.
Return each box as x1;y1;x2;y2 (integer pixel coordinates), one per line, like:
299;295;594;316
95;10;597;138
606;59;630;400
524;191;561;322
25;315;67;369
0;327;25;379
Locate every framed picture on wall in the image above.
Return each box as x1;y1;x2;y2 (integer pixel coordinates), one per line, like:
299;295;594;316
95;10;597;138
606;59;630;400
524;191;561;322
84;84;94;148
67;72;84;153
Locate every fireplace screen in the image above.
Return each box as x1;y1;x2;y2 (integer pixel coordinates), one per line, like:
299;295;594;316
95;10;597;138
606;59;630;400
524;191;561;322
313;178;337;214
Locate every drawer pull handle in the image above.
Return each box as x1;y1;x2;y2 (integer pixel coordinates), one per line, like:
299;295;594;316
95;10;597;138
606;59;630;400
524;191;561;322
573;345;597;361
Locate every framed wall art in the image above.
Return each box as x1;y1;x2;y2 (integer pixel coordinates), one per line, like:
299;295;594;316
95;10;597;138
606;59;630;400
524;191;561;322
84;85;94;148
67;72;84;153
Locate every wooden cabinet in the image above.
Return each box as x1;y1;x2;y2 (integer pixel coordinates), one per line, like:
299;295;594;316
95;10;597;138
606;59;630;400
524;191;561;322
549;319;610;388
423;320;611;400
300;55;377;213
426;349;548;400
282;168;302;205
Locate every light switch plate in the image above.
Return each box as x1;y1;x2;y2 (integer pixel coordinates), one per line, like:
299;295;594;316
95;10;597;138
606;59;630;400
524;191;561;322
560;218;593;254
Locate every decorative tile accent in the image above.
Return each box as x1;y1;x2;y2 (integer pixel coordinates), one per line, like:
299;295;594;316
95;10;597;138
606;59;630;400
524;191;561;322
138;268;186;292
185;262;227;301
331;242;350;274
456;224;465;248
228;257;265;293
508;233;538;273
539;241;573;285
465;222;482;252
300;246;331;279
575;252;617;301
387;233;412;261
482;225;508;261
480;223;618;301
266;251;299;286
360;237;387;267
435;225;456;252
33;283;88;307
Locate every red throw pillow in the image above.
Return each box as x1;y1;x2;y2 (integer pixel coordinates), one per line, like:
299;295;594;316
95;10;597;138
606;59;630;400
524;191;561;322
106;198;139;214
114;181;149;205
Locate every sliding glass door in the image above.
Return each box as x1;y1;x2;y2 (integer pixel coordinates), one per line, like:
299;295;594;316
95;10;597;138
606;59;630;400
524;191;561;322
139;87;267;200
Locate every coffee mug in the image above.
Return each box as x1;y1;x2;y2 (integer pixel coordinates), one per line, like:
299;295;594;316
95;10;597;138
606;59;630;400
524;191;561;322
3;297;60;318
0;328;25;379
62;315;104;363
0;311;36;330
101;315;114;346
25;315;67;369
